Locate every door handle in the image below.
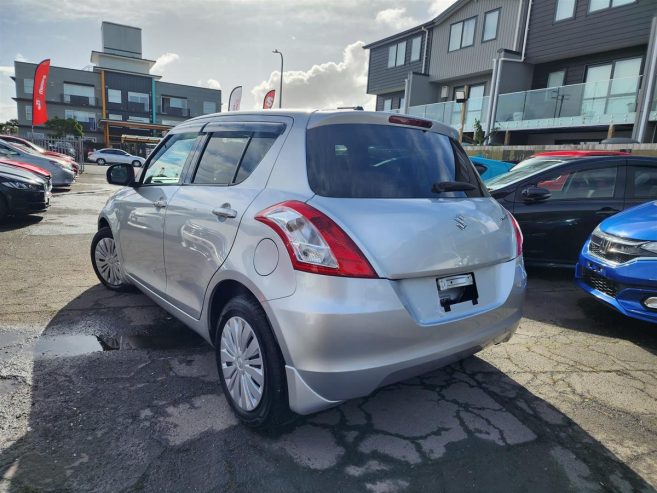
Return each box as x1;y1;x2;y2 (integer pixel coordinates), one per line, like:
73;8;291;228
212;204;237;219
595;207;618;216
153;199;167;209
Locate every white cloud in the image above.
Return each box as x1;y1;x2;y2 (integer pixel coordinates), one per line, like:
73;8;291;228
375;8;418;31
205;79;222;90
429;0;456;17
151;52;180;75
251;41;375;111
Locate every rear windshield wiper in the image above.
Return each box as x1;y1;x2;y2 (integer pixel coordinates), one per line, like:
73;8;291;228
431;181;477;193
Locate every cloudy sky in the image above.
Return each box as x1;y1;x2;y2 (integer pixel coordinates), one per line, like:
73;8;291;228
0;0;456;122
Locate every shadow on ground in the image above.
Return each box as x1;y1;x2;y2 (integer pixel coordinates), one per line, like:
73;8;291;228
0;214;43;232
525;266;657;355
1;286;654;492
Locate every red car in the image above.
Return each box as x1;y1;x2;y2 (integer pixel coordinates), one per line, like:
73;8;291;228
0;135;79;174
0;158;52;191
513;150;631;171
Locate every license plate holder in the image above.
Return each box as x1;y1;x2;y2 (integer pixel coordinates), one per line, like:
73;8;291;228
437;273;479;312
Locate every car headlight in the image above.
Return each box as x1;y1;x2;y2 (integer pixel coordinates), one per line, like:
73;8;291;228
3;180;41;190
641;242;657;254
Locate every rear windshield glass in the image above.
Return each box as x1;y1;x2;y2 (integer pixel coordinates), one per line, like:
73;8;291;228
306;124;485;199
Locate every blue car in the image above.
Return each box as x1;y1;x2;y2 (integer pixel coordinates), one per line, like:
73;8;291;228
576;201;657;324
470;156;514;181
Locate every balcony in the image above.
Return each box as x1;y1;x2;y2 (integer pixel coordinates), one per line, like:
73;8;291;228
407;96;489;132
650;83;657;122
62;94;99;107
495;76;641;130
158;106;191;117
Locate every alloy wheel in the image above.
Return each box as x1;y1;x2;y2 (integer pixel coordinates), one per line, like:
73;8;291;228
94;237;123;286
220;316;264;411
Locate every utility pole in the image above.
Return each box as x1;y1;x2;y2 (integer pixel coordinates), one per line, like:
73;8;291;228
272;50;283;108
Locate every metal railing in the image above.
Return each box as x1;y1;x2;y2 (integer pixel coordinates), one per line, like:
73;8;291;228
62;94;99;106
495;76;641;130
27;134;86;170
407;96;489;132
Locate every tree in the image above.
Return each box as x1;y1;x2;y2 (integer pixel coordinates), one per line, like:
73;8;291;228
45;117;84;137
0;119;19;135
473;119;485;145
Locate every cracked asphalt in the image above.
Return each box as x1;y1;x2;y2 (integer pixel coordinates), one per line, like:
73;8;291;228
1;166;656;492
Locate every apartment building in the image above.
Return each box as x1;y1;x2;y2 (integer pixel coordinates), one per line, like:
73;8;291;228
364;0;657;143
12;22;221;147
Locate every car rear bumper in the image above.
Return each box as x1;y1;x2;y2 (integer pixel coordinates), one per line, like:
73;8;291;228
265;257;526;414
52;168;76;187
576;248;657;324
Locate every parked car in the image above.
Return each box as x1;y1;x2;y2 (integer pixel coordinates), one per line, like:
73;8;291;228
48;140;76;158
91;110;526;427
0;134;78;167
0;162;50;221
0;158;52;191
576;200;657;324
486;155;657;267
513;150;630;171
470;156;514;181
0;139;75;187
89;148;145;167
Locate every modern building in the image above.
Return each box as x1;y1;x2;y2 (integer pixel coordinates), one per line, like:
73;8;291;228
12;22;221;148
364;0;657;143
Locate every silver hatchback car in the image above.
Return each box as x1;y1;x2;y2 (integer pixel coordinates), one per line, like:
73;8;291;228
91;110;526;427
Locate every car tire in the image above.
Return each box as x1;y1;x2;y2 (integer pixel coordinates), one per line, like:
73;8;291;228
90;227;133;291
215;295;292;428
132;160;141;167
96;158;106;166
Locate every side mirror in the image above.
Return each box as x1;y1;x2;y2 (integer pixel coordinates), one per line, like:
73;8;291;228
521;186;551;202
106;163;135;186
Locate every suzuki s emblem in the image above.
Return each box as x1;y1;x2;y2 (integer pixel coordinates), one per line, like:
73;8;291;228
454;215;467;230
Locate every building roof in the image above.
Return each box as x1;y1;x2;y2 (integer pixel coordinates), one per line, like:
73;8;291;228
362;0;470;50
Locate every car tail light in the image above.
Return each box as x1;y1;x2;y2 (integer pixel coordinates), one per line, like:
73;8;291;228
255;201;378;278
506;209;523;257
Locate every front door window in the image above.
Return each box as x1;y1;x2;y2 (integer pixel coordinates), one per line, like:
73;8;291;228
142;133;197;185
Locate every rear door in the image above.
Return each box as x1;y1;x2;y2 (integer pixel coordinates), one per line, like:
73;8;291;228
512;159;625;265
117;131;199;294
625;160;657;209
163;120;288;318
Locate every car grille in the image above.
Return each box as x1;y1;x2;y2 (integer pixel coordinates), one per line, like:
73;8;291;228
588;232;646;264
582;269;618;297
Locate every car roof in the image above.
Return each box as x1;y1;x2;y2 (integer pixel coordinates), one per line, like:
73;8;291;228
532;150;630;158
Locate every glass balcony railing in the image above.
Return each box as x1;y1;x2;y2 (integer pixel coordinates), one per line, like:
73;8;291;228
495;76;641;130
650;82;657;122
407;96;489;132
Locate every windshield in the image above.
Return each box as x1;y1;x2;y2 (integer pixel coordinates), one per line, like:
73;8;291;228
512;156;567;170
486;159;565;189
306;124;485;199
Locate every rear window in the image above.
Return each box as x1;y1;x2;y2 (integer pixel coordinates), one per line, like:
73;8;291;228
306;124;485;199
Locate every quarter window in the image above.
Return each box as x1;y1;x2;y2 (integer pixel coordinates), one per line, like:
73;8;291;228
410;36;422;62
449;17;476;52
142;133;197;185
631;167;657;199
482;9;500;42
590;0;634;12
555;0;576;21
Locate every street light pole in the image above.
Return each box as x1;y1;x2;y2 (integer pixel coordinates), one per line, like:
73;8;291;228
272;49;283;108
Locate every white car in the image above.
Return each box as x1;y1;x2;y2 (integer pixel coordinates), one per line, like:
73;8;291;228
89;148;145;167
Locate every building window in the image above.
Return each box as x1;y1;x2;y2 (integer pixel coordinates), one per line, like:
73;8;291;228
449;17;476;52
482;9;500;42
23;79;34;95
127;116;150;123
582;57;642;116
203;101;217;113
63;83;95;105
65;109;95;122
410;36;422;62
383;98;392;111
128;91;149;112
387;41;406;68
107;89;121;104
547;70;566;87
555;0;576;21
399;96;405;111
25;105;32;122
108;114;122;120
589;0;634;12
161;119;180;126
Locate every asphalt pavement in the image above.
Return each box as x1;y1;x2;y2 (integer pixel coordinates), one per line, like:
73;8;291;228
0;166;656;492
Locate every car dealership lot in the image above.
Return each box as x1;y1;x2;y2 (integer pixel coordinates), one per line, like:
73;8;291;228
0;166;656;492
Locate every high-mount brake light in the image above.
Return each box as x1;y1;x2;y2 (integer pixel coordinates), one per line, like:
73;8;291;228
255;201;378;278
506;209;523;257
388;115;433;129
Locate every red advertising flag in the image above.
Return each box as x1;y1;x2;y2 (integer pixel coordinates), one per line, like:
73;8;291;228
32;59;51;126
263;90;275;109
